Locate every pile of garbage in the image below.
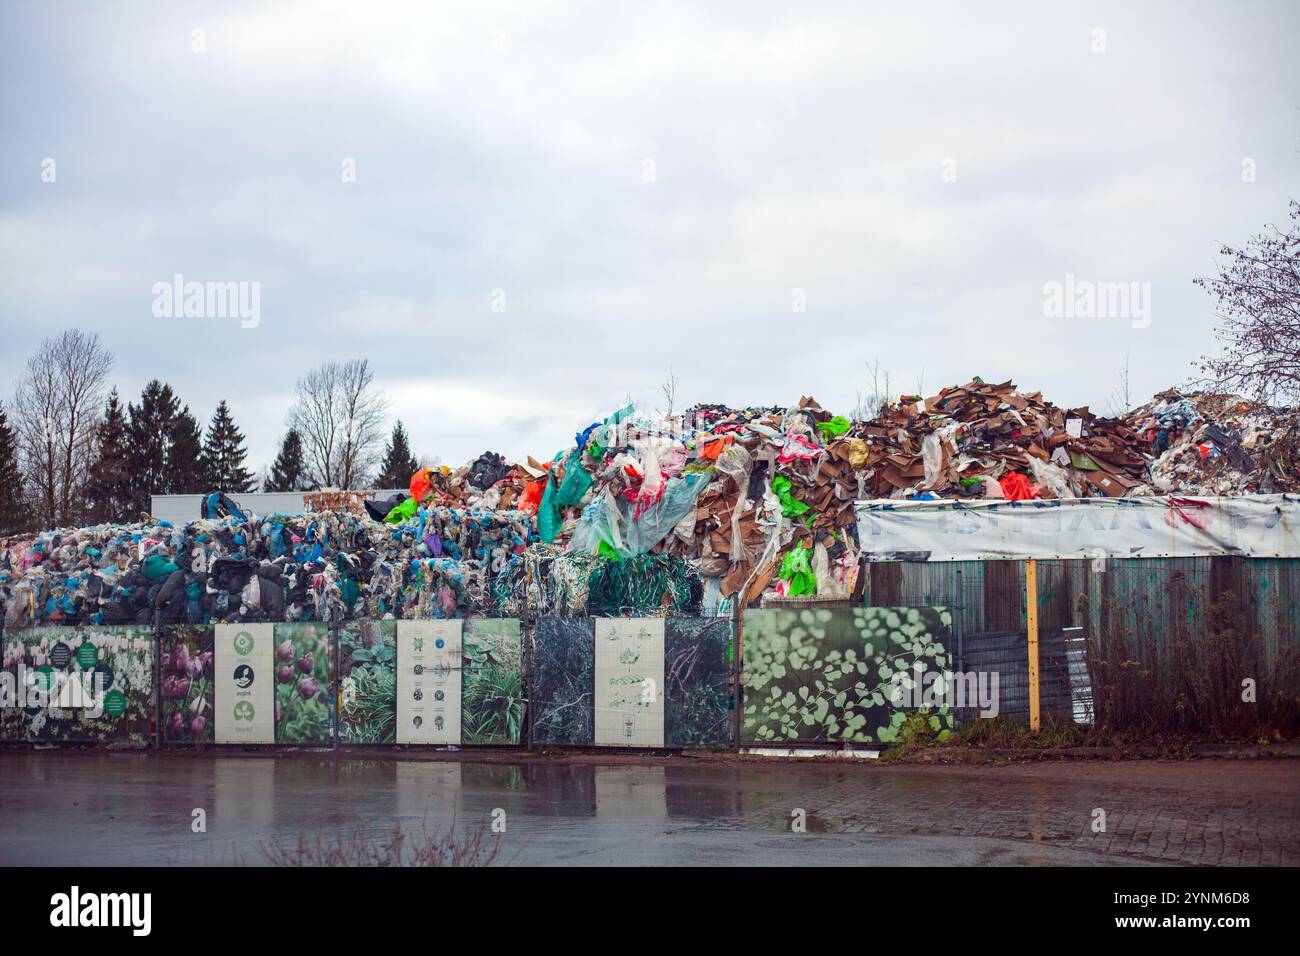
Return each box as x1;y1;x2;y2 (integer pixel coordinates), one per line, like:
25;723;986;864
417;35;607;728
1127;391;1300;495
5;377;1298;626
0;507;537;628
844;379;1151;500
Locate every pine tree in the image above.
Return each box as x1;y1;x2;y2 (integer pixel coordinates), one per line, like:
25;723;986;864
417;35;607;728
125;382;208;513
200;400;255;492
265;429;310;492
86;389;132;524
376;420;419;489
0;401;31;535
166;406;205;494
127;380;180;515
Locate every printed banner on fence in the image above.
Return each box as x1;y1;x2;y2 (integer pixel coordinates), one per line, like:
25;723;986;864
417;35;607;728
396;620;462;745
855;494;1300;562
594;618;664;747
215;623;275;744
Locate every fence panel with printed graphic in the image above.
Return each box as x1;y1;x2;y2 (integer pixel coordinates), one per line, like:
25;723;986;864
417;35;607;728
1;625;154;746
529;615;734;749
741;606;955;746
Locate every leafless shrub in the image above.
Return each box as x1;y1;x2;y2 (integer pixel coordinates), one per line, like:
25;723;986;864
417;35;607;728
1085;586;1300;740
257;815;507;867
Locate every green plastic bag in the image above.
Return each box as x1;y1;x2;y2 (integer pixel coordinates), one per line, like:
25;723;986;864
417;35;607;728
771;475;811;519
778;544;817;595
336;556;361;610
141;553;179;581
816;416;851;439
383;497;418;525
555;450;593;507
537;468;563;543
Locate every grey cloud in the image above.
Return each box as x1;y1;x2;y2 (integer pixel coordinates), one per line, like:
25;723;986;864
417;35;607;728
2;0;1298;472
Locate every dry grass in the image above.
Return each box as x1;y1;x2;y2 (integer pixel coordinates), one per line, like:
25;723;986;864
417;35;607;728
257;814;508;867
1087;590;1300;741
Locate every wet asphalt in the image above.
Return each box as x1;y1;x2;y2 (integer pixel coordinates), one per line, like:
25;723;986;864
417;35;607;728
1;751;1295;866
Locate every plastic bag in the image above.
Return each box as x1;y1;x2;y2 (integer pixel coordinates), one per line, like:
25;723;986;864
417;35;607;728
1028;457;1075;499
771;475;811;519
624;470;712;554
537;468;563;543
713;443;753;561
555;449;593;507
778;542;816;595
921;432;944;489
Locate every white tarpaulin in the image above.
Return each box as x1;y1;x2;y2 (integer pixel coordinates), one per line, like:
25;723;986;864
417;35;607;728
855;494;1300;562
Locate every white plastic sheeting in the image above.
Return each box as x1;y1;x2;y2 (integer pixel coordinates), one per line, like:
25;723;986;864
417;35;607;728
855;494;1300;561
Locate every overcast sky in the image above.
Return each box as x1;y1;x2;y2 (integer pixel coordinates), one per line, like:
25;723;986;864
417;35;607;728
2;1;1297;477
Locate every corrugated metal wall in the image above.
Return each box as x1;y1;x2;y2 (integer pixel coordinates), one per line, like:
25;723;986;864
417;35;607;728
861;557;1300;723
864;558;1298;659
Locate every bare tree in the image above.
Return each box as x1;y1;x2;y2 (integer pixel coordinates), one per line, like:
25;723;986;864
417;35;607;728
852;360;893;420
11;329;113;528
1194;199;1300;403
287;359;388;489
1109;351;1133;417
657;365;680;421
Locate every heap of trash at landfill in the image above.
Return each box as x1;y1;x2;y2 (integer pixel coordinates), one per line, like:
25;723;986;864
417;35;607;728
3;378;1297;628
1125;390;1300;496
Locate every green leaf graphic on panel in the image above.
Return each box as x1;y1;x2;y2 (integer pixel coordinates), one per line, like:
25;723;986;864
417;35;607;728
742;607;952;745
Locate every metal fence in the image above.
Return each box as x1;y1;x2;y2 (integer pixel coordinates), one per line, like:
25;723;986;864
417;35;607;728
858;556;1300;733
5;557;1297;748
1;614;737;751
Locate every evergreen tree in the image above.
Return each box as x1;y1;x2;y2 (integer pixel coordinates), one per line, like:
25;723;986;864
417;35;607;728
166;406;205;494
125;381;207;512
86;389;132;524
126;380;180;515
0;401;31;535
200;400;255;492
376;420;419;489
265;429;310;492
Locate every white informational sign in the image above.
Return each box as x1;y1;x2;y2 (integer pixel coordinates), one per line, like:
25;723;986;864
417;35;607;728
855;494;1300;562
215;623;275;744
594;618;665;748
396;620;462;745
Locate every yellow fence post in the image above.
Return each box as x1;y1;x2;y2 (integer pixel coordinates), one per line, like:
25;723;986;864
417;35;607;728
1026;558;1040;733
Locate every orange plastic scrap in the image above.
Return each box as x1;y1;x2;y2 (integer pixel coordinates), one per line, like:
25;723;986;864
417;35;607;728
409;467;436;503
518;476;547;515
998;472;1039;501
699;435;734;460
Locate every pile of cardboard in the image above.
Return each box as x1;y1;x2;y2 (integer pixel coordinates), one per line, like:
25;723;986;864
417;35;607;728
845;379;1151;499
